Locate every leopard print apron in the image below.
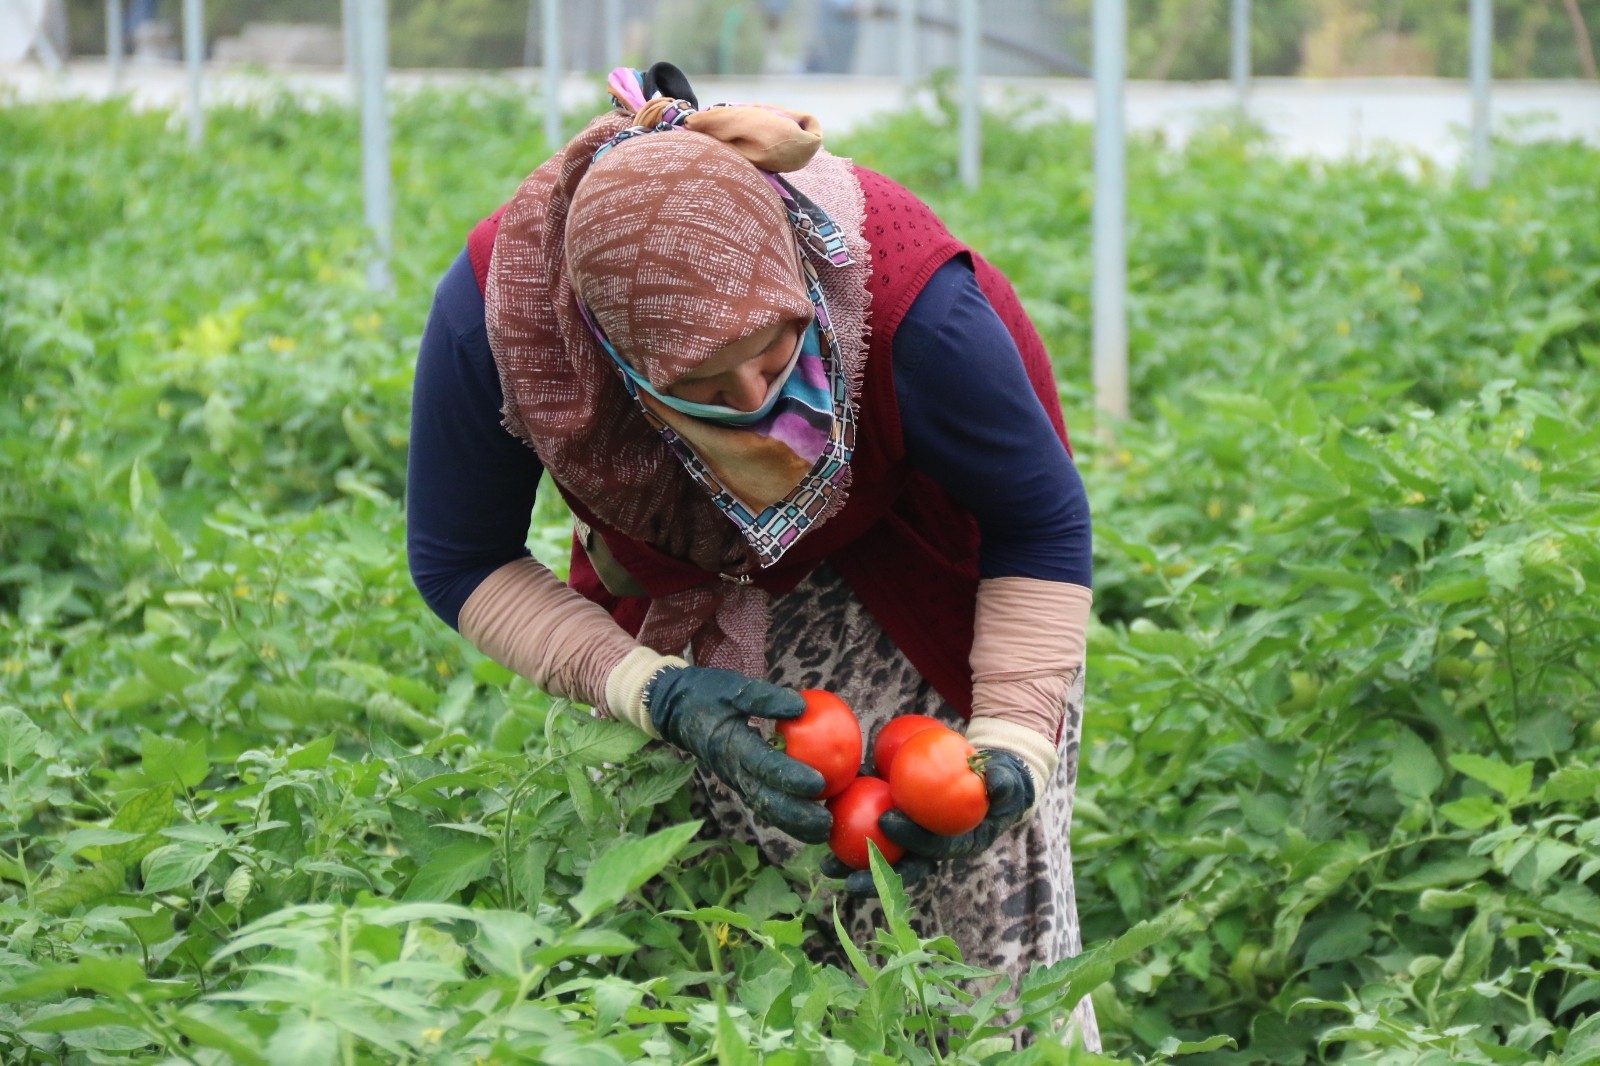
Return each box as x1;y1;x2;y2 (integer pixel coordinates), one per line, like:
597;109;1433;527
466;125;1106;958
682;563;1101;1050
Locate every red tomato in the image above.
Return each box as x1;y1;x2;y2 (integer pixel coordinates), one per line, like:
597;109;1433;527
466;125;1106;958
889;728;988;835
775;690;863;799
871;714;947;779
827;776;905;870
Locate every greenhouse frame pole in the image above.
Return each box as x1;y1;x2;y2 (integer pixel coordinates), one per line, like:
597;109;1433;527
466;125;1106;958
604;0;623;66
957;0;980;189
343;0;360;94
107;0;123;90
1092;0;1128;421
1469;0;1492;188
544;0;562;150
183;0;203;144
359;0;393;294
898;0;916;99
1231;0;1250;108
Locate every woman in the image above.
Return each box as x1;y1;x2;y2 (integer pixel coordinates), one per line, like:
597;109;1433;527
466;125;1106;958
407;63;1097;1046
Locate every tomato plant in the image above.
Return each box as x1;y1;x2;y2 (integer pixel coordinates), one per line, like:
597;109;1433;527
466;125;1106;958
775;689;863;799
888;728;989;835
871;714;945;778
826;775;904;870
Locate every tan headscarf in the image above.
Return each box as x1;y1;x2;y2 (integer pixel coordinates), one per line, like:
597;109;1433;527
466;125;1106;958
484;79;872;675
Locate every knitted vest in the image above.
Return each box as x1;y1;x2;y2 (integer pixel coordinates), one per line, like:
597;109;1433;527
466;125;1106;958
468;166;1070;716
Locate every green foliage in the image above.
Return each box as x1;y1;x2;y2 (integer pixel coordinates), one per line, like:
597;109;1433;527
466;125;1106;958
847;98;1600;1061
4;84;1600;1063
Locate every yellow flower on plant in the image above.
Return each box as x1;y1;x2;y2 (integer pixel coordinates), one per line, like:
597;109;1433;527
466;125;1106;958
63;691;76;712
267;336;297;353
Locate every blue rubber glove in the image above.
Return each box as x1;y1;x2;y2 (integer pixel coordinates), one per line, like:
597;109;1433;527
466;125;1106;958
645;666;832;844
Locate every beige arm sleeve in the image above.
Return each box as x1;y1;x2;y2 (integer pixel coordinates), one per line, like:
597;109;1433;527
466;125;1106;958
962;577;1092;802
457;557;682;737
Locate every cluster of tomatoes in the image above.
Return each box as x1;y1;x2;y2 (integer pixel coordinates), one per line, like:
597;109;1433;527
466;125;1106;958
776;691;989;871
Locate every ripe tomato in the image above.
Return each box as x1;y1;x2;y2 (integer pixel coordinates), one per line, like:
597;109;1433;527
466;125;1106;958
871;714;946;778
775;690;863;799
889;728;988;835
827;776;904;870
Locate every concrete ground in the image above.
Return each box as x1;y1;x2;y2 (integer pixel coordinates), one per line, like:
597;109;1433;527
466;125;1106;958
4;60;1598;167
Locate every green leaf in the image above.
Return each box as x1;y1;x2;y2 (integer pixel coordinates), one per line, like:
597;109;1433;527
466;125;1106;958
1439;795;1500;829
560;715;653;766
263;1016;339;1066
1417;573;1490;604
141;844;216;894
140;732;208;790
565;762;601;826
715;1000;755;1066
0;706;43;769
1388;727;1443;799
173;1004;269;1066
1371;509;1441;557
866;842;918;954
131;649;201;697
285;734;337;771
1377;855;1492;891
1544;766;1600;803
1450;753;1534;803
470;910;541;977
1302;913;1374;966
1156;1034;1239;1056
1441;910;1493;984
0;957;145;1001
529;928;639;966
402;840;494;902
830;899;878;984
33;860;130;915
570;820;702;922
1546;884;1600;932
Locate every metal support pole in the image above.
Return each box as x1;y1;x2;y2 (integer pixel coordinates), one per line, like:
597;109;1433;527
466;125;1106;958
343;0;360;97
1469;0;1492;188
1230;0;1250;109
604;0;623;65
957;0;980;190
359;0;392;294
107;0;124;90
183;0;204;145
543;0;561;149
1092;0;1128;421
898;0;917;99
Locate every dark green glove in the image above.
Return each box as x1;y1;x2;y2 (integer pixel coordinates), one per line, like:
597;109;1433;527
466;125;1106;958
823;750;1036;898
820;852;940;897
645;666;832;844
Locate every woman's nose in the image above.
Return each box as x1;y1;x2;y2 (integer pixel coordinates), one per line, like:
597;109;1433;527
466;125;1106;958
724;365;772;412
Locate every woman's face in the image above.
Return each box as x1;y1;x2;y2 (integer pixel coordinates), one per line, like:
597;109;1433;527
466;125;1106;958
665;319;806;412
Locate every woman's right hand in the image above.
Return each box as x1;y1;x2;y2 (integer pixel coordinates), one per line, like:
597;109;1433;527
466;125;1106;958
644;666;833;844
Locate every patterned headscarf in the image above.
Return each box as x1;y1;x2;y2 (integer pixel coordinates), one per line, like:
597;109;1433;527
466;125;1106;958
485;68;872;676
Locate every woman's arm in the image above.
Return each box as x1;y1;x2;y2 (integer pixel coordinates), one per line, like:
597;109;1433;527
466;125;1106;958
406;248;545;630
892;256;1092;589
407;249;663;726
893;257;1093;799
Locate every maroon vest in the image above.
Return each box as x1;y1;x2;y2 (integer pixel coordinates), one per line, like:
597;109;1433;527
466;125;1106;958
468;166;1070;716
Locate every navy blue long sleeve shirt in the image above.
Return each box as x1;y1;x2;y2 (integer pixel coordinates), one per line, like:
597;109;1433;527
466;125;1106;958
406;251;1091;630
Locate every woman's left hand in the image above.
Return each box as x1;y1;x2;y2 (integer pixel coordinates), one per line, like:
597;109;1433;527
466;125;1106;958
821;750;1035;897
